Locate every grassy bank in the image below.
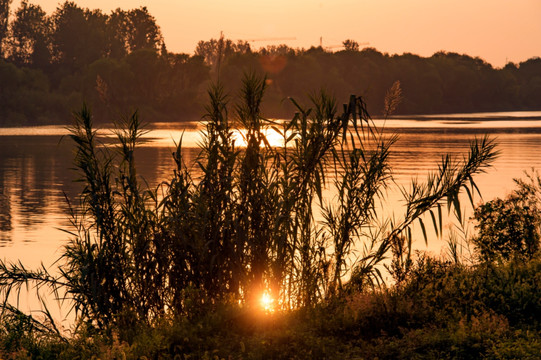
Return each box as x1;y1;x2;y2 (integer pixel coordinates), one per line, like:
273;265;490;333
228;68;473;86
2;257;541;359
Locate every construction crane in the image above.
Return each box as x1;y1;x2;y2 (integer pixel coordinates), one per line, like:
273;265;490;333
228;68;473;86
241;37;297;43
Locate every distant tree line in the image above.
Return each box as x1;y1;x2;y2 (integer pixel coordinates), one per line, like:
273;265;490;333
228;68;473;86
0;1;540;125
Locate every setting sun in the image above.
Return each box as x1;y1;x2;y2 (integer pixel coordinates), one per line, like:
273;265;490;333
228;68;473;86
260;292;275;312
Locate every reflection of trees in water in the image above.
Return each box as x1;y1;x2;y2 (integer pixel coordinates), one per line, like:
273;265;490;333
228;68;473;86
0;135;202;244
0;136;76;241
134;146;200;189
0;158;13;241
16;156;50;227
0;181;12;236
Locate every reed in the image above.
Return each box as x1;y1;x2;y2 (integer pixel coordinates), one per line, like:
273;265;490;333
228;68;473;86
0;73;497;333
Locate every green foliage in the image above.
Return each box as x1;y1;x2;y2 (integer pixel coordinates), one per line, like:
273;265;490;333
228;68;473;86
396;256;541;327
0;59;69;125
472;170;541;262
3;256;541;359
0;306;66;359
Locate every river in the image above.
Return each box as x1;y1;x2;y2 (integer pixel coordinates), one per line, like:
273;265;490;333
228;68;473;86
2;112;541;269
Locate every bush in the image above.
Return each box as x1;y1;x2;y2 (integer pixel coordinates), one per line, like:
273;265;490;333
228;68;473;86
472;170;541;262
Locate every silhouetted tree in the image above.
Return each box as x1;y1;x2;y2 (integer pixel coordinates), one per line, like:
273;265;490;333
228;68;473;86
9;1;51;67
342;39;359;52
195;36;251;71
0;0;10;57
106;8;129;58
258;44;295;56
50;2;107;69
517;57;541;109
125;7;162;52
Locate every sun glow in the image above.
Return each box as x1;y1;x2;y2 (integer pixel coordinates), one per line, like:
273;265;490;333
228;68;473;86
260;292;275;312
233;127;289;148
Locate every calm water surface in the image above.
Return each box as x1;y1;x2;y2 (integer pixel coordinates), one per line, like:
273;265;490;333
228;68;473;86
2;113;541;268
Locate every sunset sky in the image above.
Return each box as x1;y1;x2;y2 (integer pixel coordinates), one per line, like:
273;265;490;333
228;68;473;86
11;0;541;68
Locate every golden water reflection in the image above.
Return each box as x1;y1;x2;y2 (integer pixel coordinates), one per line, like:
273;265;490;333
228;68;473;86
2;116;541;268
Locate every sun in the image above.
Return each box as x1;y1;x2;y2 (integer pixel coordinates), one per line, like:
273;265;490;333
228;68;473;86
260;291;275;312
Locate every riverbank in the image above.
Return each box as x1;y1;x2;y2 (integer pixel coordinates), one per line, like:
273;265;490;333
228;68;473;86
2;257;541;359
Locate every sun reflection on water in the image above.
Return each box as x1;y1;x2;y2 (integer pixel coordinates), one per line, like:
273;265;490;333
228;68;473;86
233;127;289;148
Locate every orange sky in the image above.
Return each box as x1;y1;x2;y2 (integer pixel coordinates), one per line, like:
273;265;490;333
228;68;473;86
12;0;541;68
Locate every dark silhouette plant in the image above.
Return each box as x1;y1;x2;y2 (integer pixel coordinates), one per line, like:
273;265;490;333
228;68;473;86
0;73;497;334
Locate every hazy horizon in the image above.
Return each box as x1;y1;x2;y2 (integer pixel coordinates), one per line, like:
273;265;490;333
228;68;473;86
9;0;541;68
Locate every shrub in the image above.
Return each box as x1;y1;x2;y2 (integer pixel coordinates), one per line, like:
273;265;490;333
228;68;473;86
472;170;541;262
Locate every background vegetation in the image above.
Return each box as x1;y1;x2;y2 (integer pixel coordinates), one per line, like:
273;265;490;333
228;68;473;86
1;1;541;126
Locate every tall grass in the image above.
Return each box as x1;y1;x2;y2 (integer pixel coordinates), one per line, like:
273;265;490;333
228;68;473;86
0;73;497;332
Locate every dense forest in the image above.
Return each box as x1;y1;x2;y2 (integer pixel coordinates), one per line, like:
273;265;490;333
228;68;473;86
0;1;541;125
